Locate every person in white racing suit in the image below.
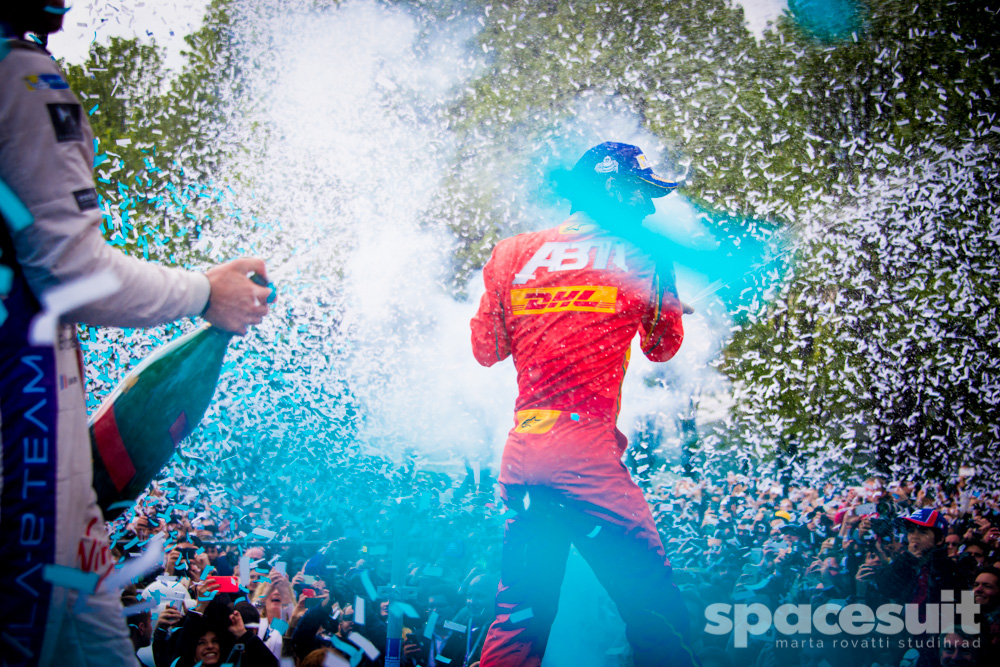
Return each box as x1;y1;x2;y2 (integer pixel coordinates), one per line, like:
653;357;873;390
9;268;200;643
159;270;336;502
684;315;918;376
1;3;272;665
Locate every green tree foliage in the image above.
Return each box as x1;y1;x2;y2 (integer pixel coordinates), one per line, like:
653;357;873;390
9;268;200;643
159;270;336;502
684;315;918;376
66;0;999;485
722;0;1000;482
60;0;242;267
61;1;266;413
423;0;999;483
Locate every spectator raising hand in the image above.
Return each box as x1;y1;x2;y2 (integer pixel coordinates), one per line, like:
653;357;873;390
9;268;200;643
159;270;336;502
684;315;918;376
194;576;221;614
229;609;247;638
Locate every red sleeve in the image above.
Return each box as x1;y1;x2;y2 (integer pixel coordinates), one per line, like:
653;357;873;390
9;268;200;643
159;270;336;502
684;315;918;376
639;264;684;362
470;243;512;367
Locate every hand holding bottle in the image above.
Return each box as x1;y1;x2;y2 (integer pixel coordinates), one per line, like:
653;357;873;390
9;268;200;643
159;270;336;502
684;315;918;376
203;258;274;335
91;258;277;517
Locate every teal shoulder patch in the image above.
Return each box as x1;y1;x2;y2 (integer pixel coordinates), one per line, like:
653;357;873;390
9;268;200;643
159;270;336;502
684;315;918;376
0;178;34;232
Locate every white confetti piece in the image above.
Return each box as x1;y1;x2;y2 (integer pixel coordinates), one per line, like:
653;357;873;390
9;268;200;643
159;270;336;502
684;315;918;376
510;608;534;624
354;596;365;625
346;632;380;660
30;270;120;345
101;533;166;592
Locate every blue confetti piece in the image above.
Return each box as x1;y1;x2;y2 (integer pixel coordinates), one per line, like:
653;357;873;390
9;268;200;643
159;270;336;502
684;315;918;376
435;656;452;664
788;0;864;42
586;526;601;538
269;618;289;635
0;265;12;294
359;569;378;600
42;564;99;594
388;602;419;618
332;636;363;667
88;103;99;116
107;500;135;511
423;610;438;639
0;176;34;231
510;608;534;624
570;413;579;421
744;575;774;591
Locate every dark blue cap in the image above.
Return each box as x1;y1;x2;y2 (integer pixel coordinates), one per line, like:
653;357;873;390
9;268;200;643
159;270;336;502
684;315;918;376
572;142;678;197
904;508;948;532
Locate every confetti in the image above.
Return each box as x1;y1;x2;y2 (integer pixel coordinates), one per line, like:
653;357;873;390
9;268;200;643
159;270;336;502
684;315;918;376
346;632;380;660
358;570;378;601
510;608;534;624
331;636;363;667
43;11;999;667
122;598;158;616
101;533;166;592
30;269;120;345
354;596;365;624
423;610;439;639
0;177;33;231
251;527;277;540
388;602;419;619
42;565;99;594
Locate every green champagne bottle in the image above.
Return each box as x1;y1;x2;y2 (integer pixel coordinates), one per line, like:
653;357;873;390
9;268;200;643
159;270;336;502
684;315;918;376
89;274;273;520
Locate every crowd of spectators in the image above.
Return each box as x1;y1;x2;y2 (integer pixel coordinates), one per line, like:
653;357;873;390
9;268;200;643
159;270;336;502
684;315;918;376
107;466;1000;667
655;473;1000;667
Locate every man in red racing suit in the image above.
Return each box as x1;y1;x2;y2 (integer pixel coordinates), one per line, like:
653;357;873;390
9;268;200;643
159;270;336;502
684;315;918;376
471;142;699;667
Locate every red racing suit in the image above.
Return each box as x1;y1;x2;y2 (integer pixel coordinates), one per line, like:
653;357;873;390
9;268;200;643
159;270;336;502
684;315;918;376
471;215;683;420
470;215;697;667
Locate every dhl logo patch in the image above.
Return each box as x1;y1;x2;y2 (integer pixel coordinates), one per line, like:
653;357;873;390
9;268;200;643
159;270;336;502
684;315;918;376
514;409;562;434
511;286;617;316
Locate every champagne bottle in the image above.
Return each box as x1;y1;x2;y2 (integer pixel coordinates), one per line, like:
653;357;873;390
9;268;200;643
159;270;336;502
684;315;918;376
89;274;273;520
